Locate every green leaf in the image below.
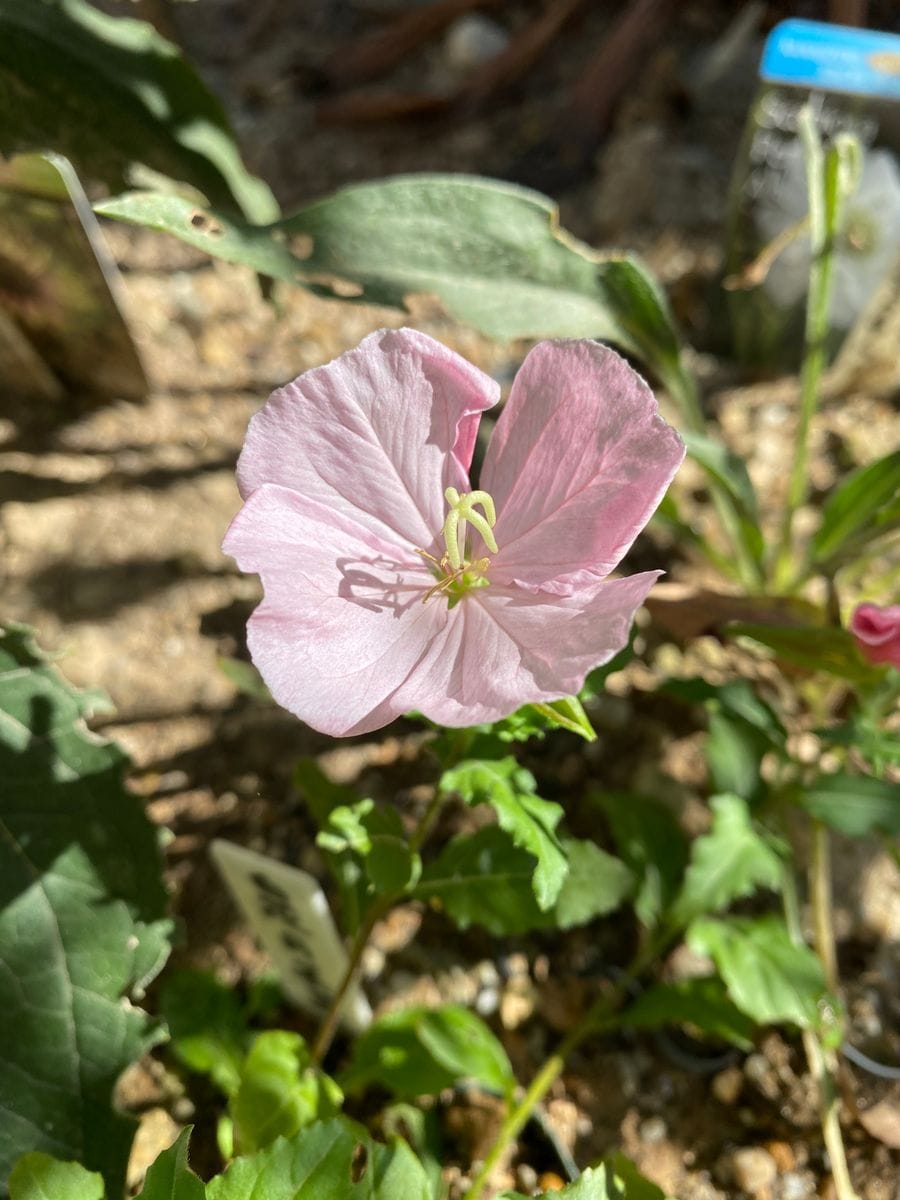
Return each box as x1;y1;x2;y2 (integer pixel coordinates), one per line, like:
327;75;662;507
206;1117;431;1200
340;1005;515;1100
9;1153;105;1200
501;1160;669;1199
618;976;756;1050
418;827;632;935
0;625;172;1197
705;711;769;804
98;176;688;391
681;432;764;566
812;449;900;567
160;969;247;1098
798;772;900;837
530;696;597;741
317;799;421;898
294;760;369;935
440;757;568;909
580;640;636;701
816;718;900;771
0;0;277;221
668;795;782;930
231;1032;343;1154
593;793;688;929
380;1106;443;1200
688;916;829;1030
134;1129;205;1200
727;622;882;685
663;677;786;747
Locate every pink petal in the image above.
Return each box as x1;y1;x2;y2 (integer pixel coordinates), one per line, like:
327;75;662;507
386;572;660;727
236;328;499;552
223;484;449;736
849;602;900;667
481;341;684;592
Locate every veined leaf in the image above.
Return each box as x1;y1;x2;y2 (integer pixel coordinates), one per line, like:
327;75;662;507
668;794;782;930
798;772;900;837
97;175;691;406
8;1154;105;1200
206;1117;431;1200
340;1005;515;1100
812;449;900;567
688;916;829;1031
440;756;567;908
417;827;632;935
230;1032;343;1154
0;625;172;1197
0;0;277;221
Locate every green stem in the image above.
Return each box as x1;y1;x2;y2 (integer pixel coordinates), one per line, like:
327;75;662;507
774;113;861;591
780;861;859;1200
310;784;447;1065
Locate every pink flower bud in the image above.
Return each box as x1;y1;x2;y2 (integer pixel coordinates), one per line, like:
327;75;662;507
849;602;900;669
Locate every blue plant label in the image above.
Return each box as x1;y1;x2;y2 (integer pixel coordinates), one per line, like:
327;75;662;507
761;19;900;100
211;839;373;1032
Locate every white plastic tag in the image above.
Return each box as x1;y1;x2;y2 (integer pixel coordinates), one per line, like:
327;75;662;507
210;840;372;1033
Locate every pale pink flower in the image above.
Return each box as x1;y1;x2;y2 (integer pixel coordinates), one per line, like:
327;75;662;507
849;602;900;668
223;329;684;736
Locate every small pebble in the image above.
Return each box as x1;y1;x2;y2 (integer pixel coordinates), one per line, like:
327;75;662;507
640;1116;668;1144
780;1171;815;1200
444;14;509;72
515;1163;538;1194
731;1146;778;1195
712;1065;744;1106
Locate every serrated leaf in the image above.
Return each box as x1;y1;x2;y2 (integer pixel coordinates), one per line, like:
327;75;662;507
206;1118;431;1200
618;975;756;1050
231;1032;343;1154
681;432;764;566
0;625;172;1197
798;772;900;837
812;449;900;567
340;1005;515;1100
668;795;782;930
440;757;567;909
594;793;688;929
134;1128;205;1200
501;1160;669;1199
8;1153;105;1200
160;969;247;1097
0;0;277;221
417;827;631;935
97;176;689;402
688;916;828;1030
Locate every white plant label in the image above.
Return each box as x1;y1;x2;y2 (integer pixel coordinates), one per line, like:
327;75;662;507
210;839;372;1032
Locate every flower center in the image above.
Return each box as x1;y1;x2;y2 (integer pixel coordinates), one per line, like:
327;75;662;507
416;487;499;605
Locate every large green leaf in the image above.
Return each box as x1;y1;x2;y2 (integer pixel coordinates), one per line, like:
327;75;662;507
417;827;632;935
0;626;172;1197
340;1005;515;1100
0;0;276;221
618;975;756;1050
812;449;900;568
230;1032;343;1155
97;175;686;384
668;795;782;930
134;1129;204;1200
688;916;828;1031
798;772;900;837
206;1118;431;1200
440;756;567;909
594;792;688;930
8;1154;105;1200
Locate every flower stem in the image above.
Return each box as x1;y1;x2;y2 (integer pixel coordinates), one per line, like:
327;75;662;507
773;111;861;590
780;860;859;1200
